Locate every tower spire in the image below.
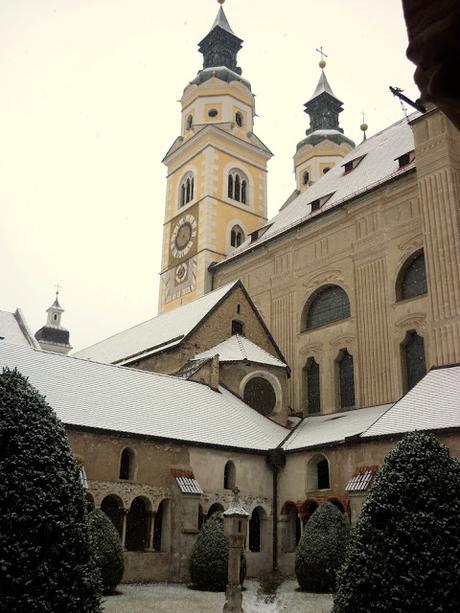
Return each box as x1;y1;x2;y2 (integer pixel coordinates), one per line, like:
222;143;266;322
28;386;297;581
198;1;243;75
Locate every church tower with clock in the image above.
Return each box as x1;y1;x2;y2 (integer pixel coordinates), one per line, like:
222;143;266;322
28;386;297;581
158;0;272;313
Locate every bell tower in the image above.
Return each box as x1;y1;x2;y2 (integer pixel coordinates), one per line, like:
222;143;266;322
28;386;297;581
158;0;272;313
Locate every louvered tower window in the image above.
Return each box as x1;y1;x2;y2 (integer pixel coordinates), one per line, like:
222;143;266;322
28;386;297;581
338;350;355;409
403;331;426;391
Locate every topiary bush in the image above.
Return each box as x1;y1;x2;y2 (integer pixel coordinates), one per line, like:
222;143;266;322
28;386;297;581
295;501;349;593
0;368;102;612
333;432;460;612
189;512;246;591
88;509;124;594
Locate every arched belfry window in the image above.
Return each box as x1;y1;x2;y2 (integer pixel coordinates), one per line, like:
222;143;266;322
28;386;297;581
230;225;245;248
224;461;236;490
337;350;355;409
228;169;248;204
180;173;195;207
303;170;310;185
402;330;426;391
397;251;428;301
302;285;351;330
119;448;135;481
305;358;320;414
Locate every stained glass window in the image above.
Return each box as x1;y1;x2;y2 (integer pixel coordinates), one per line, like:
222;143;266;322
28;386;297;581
338;350;355;409
306;358;320;414
403;331;426;391
399;252;427;300
305;285;350;329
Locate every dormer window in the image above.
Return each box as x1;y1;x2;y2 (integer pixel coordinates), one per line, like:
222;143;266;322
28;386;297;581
343;155;365;175
397;151;415;169
311;200;320;212
250;229;259;242
309;192;334;213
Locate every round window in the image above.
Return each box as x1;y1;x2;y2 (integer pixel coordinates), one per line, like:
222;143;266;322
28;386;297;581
208;108;218;118
243;377;276;416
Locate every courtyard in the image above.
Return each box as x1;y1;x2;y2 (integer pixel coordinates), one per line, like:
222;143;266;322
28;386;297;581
103;579;333;612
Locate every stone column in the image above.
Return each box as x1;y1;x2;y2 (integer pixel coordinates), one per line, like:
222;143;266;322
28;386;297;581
121;509;128;550
145;511;156;551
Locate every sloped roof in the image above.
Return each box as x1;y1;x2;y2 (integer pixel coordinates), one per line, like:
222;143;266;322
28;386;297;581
0;342;288;452
195;334;287;368
282;404;391;452
362;365;460;438
307;70;338;102
215;113;419;267
211;6;237;37
73;282;238;364
0;309;40;349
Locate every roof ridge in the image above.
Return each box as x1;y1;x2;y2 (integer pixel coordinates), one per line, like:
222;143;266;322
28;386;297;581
235;334;248;359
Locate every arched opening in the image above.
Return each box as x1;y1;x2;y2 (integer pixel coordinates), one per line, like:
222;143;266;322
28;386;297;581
304;357;320;414
230;224;245;248
119;448;135;480
231;319;244;336
228;170;248;204
298;499;319;526
243;376;276;416
402;330;426;391
249;506;266;552
307;454;330;491
207;502;225;520
126;497;150;552
224;461;236;490
328;497;345;514
101;495;124;539
281;501;301;553
186;114;193;130
180;173;195;207
153;499;168;552
337;349;355;409
397;251;427;301
302;285;351;330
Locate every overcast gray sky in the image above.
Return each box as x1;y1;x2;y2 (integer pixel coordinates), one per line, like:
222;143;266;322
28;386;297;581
1;0;417;351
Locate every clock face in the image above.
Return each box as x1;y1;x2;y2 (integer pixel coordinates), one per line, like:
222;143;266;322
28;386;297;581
170;214;197;259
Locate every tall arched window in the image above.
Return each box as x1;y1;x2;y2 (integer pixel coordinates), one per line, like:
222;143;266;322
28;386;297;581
180;173;195;207
230;225;245;248
305;358;320;414
302;285;351;330
249;507;266;552
153;499;168;551
126;497;149;552
119;448;135;480
228;170;248;204
207;502;224;520
307;454;330;490
397;251;428;300
101;495;124;539
337;350;355;409
402;331;426;391
224;461;236;490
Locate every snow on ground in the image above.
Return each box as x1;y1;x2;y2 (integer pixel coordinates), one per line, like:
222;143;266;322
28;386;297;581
103;579;333;612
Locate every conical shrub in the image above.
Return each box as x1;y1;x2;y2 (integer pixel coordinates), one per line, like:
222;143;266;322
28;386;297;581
0;368;102;612
295;501;349;592
88;509;124;594
333;432;460;612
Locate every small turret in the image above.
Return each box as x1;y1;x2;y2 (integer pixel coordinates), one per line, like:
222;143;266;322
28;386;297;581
35;289;72;354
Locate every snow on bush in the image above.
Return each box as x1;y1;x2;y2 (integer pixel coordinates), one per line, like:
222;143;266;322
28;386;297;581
295;502;349;593
88;509;124;594
189;512;246;591
333;432;460;612
0;368;102;612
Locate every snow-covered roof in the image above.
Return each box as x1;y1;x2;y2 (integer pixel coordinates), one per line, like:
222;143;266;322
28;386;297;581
216;113;419;267
362;365;460;438
73;282;238;364
0;308;40;349
283;404;391;452
0;342;288;452
194;334;287;368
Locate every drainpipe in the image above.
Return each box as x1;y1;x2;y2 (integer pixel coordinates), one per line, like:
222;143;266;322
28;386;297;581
266;448;286;572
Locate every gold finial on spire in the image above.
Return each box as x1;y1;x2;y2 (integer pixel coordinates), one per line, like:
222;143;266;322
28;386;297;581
316;46;327;69
360;111;368;140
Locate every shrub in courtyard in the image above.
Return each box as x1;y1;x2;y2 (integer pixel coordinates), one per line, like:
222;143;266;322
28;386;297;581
189;512;246;591
88;509;124;594
333;432;460;612
0;368;102;612
295;502;349;592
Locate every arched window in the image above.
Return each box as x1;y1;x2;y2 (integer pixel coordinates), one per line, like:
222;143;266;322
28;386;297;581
243;377;276;416
303;170;310;185
305;358;320;414
186;114;193;130
153;499;168;551
207;502;224;520
231;320;244;336
298;499;319;526
126;497;149;552
337;350;355;409
224;461;236;490
281;501;301;553
180;173;195;207
230;225;245;248
101;495;124;539
249;507;266;552
119;448;135;480
303;285;351;330
307;454;330;490
402;331;426;391
397;251;427;301
228;170;248;204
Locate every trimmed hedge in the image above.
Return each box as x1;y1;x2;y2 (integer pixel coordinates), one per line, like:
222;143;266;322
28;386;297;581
189;513;246;591
0;368;102;612
88;509;124;594
295;502;349;592
333;432;460;612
